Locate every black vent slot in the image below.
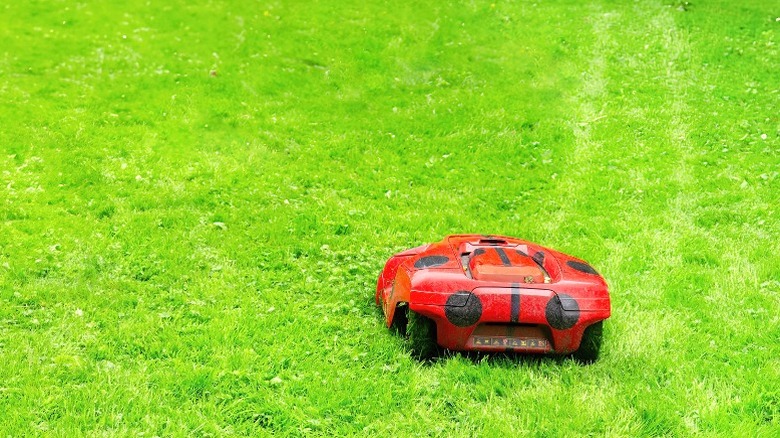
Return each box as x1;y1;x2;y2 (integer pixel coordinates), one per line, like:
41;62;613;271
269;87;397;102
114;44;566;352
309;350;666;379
478;238;507;245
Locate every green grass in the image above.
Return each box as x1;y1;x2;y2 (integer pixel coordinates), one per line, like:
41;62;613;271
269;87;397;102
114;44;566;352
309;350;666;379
1;0;779;435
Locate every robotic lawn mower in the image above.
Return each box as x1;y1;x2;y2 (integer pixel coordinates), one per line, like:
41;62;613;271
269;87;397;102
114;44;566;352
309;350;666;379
376;235;610;362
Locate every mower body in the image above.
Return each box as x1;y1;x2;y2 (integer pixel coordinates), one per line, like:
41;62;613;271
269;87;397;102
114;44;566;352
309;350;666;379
376;235;611;355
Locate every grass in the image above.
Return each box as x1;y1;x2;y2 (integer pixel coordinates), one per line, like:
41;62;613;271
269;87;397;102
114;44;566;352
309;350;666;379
1;0;779;435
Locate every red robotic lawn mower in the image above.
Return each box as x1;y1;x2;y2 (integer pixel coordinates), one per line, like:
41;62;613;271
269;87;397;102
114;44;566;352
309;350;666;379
376;235;611;362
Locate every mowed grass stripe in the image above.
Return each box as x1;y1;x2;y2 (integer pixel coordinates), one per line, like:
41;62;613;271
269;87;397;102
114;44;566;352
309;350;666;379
591;1;778;434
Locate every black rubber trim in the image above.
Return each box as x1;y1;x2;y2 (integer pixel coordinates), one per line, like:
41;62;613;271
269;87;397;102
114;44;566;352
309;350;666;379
545;294;580;330
510;282;520;323
445;292;482;327
566;260;599;275
414;255;450;269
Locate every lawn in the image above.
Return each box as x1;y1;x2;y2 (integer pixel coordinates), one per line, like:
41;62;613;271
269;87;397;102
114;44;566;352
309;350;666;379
1;0;779;435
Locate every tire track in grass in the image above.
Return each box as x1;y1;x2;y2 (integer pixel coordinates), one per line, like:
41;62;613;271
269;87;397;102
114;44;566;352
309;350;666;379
634;6;779;434
568;10;614;169
541;7;642;434
611;4;753;435
548;7;616;239
579;4;698;334
556;4;716;435
664;8;780;432
558;7;696;434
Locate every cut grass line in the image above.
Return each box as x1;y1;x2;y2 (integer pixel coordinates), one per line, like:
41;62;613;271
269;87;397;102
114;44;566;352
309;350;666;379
655;8;695;189
570;9;615;145
567;7;615;167
546;7;617;240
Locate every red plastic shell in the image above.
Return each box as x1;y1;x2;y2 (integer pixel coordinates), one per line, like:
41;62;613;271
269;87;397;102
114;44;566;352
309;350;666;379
376;235;611;354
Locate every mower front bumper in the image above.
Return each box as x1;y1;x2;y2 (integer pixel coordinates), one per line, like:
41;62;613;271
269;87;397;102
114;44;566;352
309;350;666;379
410;286;609;354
